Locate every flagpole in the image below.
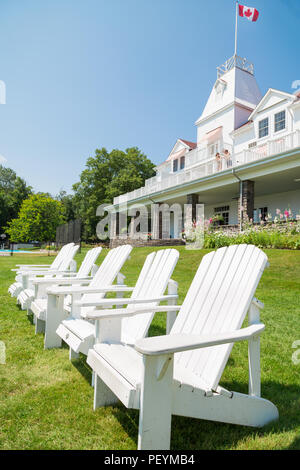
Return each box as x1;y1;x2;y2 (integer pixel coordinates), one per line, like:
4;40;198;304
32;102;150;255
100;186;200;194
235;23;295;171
234;1;238;57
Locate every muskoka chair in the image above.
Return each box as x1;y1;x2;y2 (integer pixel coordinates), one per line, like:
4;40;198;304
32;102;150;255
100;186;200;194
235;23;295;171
17;244;80;311
86;244;279;450
12;242;75;273
51;248;179;363
32;244;133;350
8;243;75;298
28;246;103;334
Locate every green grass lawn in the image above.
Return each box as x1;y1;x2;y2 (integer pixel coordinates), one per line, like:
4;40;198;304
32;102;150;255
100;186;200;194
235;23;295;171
0;247;300;450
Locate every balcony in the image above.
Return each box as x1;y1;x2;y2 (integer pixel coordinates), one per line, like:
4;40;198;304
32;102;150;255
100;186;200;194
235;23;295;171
113;130;300;205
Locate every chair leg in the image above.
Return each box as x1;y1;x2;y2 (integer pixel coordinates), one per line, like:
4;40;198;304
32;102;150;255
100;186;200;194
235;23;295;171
138;355;173;450
93;374;119;410
248;302;261;397
69;348;79;360
44;294;64;349
35;318;45;334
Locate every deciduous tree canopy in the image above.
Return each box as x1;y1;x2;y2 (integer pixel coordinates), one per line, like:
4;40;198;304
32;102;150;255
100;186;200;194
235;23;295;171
0;165;32;233
72;147;155;239
6;194;65;243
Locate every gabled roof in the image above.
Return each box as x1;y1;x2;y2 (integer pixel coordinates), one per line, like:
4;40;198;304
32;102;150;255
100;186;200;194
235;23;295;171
179;139;197;149
237;120;253;129
248;88;296;120
230;119;254;137
157;138;197;168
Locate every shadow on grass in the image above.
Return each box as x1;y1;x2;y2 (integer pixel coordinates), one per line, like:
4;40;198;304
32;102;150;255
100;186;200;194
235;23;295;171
26;312;35;325
286;436;300;450
64;348;299;449
110;380;300;450
72;355;93;385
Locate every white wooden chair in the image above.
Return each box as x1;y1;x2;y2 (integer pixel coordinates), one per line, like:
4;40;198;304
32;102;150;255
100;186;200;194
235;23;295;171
17;244;80;310
32;245;133;350
50;248;179;363
28;246;103;335
86;244;279;450
8;243;75;297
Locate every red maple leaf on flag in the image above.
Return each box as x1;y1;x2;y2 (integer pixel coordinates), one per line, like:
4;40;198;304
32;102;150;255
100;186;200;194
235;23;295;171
239;4;260;22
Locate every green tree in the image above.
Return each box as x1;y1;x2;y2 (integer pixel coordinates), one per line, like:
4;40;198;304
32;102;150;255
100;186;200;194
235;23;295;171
0;165;32;232
6;194;65;243
73;147;155;239
56;190;75;221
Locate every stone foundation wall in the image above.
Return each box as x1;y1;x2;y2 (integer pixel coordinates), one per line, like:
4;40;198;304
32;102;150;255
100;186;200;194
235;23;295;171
110;237;186;248
213;225;240;234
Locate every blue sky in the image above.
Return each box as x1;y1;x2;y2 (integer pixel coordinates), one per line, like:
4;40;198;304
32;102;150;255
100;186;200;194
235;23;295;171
0;0;299;194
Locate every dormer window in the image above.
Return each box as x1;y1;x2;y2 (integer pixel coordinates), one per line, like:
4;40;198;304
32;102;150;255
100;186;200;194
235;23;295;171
259;118;269;139
275;111;286;132
173;159;178;172
180;156;185;170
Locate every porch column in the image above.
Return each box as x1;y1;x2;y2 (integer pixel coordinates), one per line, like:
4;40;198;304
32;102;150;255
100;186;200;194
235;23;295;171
129;215;135;239
184;193;199;239
110;211;117;240
116;212;120;237
151;204;162;239
118;211;128;239
129;209;149;240
238;180;255;227
186;194;199;222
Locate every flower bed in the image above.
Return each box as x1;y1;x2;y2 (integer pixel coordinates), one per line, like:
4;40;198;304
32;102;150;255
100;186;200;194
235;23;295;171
185;209;300;250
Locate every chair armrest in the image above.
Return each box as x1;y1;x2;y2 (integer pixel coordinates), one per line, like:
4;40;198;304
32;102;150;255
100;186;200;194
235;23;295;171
82;305;181;320
32;269;77;276
75;294;178;308
31;277;93;285
16;269;67;277
22;270;78;278
12;267;52;273
135;324;265;356
46;285;133;296
15;264;51;268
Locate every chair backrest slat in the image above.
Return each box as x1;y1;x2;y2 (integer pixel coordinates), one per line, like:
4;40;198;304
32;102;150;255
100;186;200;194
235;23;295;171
81;245;133;305
121;249;179;344
44;244;79;278
172;245;268;392
77;247;102;278
59;245;80;271
50;243;74;270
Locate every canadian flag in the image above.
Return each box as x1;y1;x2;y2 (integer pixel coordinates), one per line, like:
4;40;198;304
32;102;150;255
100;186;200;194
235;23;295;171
239;4;259;22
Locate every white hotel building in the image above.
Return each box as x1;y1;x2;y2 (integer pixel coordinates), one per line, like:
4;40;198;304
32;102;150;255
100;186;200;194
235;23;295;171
108;55;300;245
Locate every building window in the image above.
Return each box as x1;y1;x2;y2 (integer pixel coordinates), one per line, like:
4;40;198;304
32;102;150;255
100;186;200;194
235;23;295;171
214;205;230;225
180;156;185;170
258;118;269;139
274;110;286;132
209;142;220;158
260;207;268;221
173;159;178;172
254;207;268;222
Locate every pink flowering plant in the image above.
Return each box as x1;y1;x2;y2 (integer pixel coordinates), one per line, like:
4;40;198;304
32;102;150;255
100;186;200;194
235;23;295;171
200;208;300;250
183;218;205;249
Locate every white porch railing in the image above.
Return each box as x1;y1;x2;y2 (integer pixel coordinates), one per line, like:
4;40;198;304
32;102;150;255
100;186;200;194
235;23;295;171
114;130;300;205
217;55;254;78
